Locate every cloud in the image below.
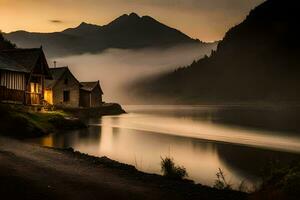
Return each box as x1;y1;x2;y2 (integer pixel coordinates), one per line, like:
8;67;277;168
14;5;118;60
49;20;63;23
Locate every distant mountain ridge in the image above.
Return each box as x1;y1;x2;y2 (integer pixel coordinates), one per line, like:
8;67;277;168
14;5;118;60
136;0;300;103
4;13;201;57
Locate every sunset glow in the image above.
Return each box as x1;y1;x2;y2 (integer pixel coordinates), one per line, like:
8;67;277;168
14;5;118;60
0;0;264;42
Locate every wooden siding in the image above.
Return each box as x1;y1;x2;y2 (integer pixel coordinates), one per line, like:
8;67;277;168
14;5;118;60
0;71;26;91
91;86;102;107
79;90;91;108
0;71;26;103
0;86;24;103
79;86;103;108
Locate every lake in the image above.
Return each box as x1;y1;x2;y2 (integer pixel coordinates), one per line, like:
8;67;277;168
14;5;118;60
29;105;300;190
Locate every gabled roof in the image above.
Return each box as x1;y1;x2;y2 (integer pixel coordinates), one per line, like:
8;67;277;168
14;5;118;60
0;48;52;78
0;54;29;73
50;67;69;81
45;66;81;88
80;81;103;94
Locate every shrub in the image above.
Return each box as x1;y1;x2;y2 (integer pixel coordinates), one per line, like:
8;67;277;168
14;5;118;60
214;168;232;190
253;161;300;200
161;157;187;180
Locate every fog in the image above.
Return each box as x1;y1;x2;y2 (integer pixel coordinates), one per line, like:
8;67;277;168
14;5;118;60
51;43;217;104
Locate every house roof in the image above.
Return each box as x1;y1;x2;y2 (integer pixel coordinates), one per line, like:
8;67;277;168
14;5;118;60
45;66;81;88
80;81;103;94
0;54;29;73
0;48;52;78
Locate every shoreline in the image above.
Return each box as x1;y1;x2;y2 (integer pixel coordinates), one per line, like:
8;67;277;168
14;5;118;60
60;103;126;118
0;102;125;139
0;137;246;200
2;103;298;199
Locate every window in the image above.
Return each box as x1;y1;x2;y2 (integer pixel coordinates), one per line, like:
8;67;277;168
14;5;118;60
64;78;68;85
30;82;41;93
63;90;70;102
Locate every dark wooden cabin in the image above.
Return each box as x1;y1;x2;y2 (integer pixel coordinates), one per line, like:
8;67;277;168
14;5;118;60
0;55;28;104
80;81;103;108
0;48;52;105
45;67;81;107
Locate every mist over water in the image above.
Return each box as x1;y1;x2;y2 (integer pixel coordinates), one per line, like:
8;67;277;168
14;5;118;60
50;43;217;103
29;105;300;189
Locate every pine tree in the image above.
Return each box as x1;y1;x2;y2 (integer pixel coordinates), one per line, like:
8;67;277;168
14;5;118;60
0;31;16;50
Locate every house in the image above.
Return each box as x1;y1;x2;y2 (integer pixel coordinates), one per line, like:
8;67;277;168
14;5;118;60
0;48;52;105
0;55;28;104
44;67;104;108
44;67;81;107
80;81;103;108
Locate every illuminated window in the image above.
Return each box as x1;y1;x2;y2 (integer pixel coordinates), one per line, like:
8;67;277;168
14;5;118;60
30;83;40;93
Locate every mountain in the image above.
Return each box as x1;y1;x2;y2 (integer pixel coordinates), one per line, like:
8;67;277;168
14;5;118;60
3;13;201;57
135;0;300;104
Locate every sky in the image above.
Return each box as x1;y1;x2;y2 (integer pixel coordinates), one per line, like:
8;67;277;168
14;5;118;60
0;0;264;42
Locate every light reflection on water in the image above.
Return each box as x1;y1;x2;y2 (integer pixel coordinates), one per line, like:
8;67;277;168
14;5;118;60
31;105;300;189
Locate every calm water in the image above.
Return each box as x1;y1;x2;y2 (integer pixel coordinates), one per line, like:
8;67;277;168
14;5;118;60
30;105;300;190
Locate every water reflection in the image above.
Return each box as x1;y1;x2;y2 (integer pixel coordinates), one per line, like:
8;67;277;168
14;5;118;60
31;105;300;189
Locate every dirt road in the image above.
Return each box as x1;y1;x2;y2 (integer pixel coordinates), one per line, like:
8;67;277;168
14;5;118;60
0;137;245;200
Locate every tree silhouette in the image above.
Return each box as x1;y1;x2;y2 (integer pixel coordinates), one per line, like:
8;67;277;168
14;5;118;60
0;31;16;50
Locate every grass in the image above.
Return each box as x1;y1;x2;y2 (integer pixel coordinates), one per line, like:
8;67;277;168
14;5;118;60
0;104;86;138
161;156;188;180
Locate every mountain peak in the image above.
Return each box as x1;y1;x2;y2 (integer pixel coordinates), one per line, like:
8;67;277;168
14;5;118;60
108;12;142;26
128;12;140;18
77;22;99;29
62;22;101;36
5;12;201;57
79;22;89;27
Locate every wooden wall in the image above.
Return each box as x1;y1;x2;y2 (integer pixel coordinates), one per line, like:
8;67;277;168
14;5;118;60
79;86;102;108
0;71;26;91
0;71;26;103
0;86;24;103
91;86;102;107
79;89;90;108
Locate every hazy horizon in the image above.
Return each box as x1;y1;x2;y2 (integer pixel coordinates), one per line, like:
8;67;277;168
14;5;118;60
49;43;217;103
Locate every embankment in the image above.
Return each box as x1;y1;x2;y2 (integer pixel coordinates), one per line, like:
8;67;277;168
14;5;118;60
0;104;86;138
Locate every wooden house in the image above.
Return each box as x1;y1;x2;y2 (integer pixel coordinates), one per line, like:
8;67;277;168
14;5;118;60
0;55;28;104
80;81;103;108
0;48;52;105
44;67;81;107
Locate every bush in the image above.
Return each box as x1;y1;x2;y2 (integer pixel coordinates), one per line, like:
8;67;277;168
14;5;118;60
253;161;300;200
161;157;187;180
214;168;232;190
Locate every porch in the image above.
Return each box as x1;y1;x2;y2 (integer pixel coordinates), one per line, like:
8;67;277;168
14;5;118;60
0;86;24;103
25;76;44;105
